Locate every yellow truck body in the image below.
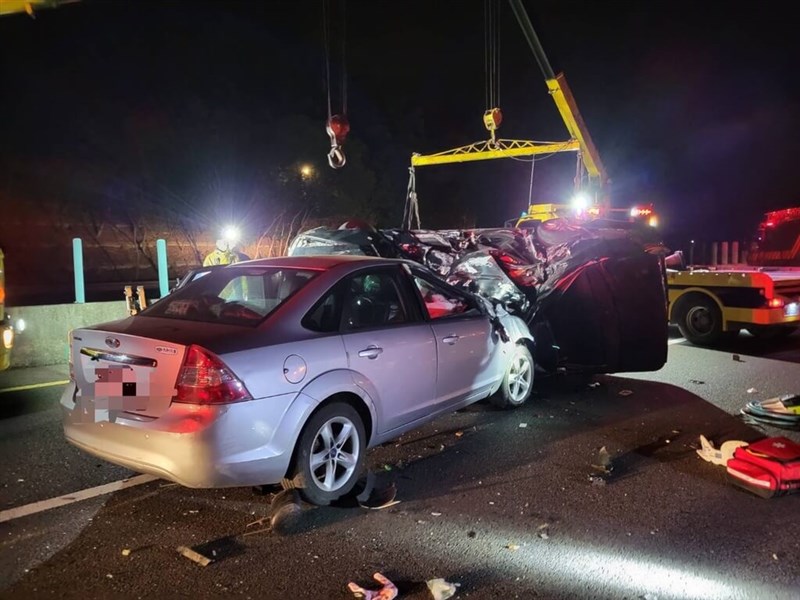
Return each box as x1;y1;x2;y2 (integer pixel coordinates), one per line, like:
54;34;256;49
667;268;800;345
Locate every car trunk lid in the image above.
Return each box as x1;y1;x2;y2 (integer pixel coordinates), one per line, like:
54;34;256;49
70;328;186;418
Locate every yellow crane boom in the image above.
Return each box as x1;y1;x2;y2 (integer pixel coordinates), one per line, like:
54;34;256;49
409;0;606;197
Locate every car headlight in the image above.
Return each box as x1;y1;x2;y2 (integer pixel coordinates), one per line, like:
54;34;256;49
785;302;799;317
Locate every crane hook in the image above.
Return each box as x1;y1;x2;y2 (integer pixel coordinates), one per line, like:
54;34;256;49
326;114;349;169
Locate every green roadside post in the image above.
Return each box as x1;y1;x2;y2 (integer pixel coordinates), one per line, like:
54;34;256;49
157;239;169;298
72;238;85;303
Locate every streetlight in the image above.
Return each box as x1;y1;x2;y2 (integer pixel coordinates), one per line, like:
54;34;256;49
299;164;314;180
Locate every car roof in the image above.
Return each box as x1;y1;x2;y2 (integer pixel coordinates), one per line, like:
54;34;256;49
228;255;404;271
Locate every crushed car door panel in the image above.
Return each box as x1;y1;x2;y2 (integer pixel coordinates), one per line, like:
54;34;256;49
409;269;502;404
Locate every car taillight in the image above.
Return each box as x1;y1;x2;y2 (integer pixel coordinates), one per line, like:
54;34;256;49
173;345;252;405
768;298;784;309
2;327;12;350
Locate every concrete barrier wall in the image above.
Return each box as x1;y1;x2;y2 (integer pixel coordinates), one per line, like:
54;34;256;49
7;302;129;368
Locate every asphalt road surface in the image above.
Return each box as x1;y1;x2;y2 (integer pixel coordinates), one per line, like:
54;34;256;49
1;332;798;599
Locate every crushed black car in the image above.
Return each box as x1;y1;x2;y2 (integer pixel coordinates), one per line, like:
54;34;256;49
288;219;669;376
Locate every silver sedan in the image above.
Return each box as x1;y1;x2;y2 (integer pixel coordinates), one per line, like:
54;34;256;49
61;256;534;505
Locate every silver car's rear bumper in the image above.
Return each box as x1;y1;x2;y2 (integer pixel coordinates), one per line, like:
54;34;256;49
60;382;317;488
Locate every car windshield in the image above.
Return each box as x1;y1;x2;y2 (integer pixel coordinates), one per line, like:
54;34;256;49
141;266;318;326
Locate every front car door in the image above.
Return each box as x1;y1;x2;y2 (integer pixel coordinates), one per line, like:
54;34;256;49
336;266;438;435
406;266;504;406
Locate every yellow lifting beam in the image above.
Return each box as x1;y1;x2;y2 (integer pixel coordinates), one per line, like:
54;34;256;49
0;0;79;17
411;138;579;168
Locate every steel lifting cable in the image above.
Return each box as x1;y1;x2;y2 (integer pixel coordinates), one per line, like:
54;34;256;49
484;0;500;109
403;166;421;230
527;157;536;210
574;152;586;193
483;0;502;145
323;0;349;168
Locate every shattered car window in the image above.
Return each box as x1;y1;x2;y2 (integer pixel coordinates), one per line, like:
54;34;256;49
412;275;470;320
142;267;317;326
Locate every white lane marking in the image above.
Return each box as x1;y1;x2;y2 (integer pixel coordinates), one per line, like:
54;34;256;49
668;338;686;346
0;474;158;523
0;380;70;394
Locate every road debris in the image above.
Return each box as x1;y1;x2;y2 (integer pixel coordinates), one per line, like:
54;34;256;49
426;578;460;600
505;543;520;551
591;446;614;474
588;474;607;486
347;572;398;600
359;482;399;510
696;435;747;466
747;388;758;394
689;379;705;385
732;354;744;362
121;549;131;557
618;389;633;397
518;422;528;428
431;512;442;516
740;394;800;430
269;489;303;534
455;431;464;438
177;545;212;567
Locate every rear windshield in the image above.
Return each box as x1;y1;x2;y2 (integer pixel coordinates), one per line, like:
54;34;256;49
141;267;318;326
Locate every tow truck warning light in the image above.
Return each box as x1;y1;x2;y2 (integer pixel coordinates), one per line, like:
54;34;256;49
768;298;785;309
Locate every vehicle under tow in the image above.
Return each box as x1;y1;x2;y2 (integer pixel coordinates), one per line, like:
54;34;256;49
289;219;669;375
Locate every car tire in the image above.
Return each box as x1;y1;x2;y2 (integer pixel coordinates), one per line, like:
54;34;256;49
490;344;534;409
291;402;366;506
674;294;724;346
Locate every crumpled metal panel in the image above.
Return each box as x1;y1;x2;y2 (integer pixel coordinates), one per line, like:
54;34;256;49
288;219;668;374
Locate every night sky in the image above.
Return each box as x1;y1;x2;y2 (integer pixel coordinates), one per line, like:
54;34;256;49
2;0;798;245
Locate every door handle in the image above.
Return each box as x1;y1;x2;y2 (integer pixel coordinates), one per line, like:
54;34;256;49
442;335;460;345
358;346;384;359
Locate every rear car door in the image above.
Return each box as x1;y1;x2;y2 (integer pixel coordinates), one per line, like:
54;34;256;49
407;266;504;405
337;266;438;434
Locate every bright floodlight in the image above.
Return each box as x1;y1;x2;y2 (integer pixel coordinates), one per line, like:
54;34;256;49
222;225;240;244
571;193;589;211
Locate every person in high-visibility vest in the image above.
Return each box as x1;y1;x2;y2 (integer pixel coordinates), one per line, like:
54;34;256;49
203;239;239;267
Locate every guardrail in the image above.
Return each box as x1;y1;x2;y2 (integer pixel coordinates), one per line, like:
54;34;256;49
686;240;749;267
6;301;129;368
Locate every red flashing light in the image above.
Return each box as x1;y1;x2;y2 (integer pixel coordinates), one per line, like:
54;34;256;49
173;345;252;405
768;298;784;309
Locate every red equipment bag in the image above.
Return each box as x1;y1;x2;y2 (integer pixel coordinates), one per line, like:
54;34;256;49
726;437;800;498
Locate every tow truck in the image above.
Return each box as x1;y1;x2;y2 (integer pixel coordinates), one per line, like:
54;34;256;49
666;209;800;345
